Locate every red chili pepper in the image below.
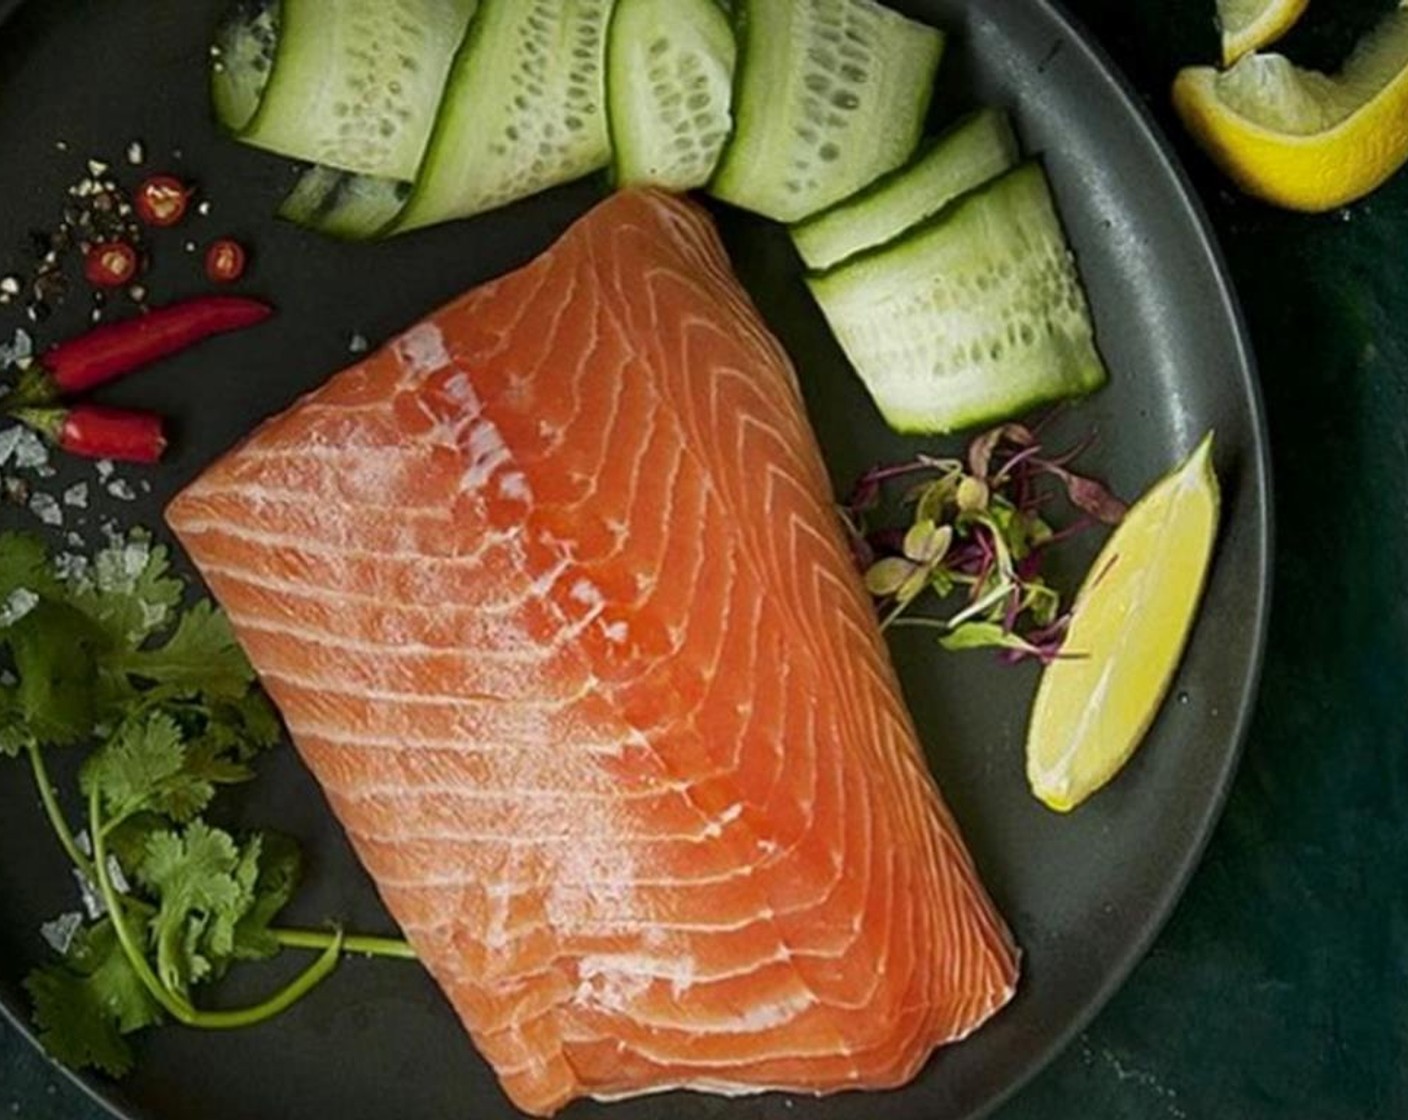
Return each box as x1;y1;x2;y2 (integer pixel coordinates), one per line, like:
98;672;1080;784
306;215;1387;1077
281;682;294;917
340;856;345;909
84;241;140;288
12;404;167;463
134;175;192;227
38;295;273;397
204;238;248;283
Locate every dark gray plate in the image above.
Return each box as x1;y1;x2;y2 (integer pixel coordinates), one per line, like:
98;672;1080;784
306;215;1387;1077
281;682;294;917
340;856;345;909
0;1;1270;1119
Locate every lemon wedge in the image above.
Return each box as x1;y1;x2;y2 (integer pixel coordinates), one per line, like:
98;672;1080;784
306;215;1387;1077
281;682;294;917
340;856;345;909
1173;4;1408;211
1218;0;1309;66
1026;435;1219;813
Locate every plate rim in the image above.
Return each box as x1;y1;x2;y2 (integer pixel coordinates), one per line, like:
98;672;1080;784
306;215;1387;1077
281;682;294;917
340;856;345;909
0;0;1273;1118
961;0;1273;1116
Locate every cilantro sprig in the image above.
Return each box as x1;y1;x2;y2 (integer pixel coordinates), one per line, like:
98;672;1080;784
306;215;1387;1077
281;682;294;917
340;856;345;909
844;422;1127;662
0;530;414;1078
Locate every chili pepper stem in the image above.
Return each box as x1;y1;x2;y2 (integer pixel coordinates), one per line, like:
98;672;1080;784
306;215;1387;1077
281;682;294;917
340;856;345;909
8;405;63;443
0;366;58;409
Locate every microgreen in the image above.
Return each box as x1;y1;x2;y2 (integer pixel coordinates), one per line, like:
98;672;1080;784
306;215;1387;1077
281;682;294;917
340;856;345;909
844;421;1126;663
0;529;416;1078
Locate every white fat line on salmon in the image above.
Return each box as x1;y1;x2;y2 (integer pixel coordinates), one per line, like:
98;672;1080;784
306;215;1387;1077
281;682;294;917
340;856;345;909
327;779;677;804
293;724;633;761
174;517;508;567
701;803;745;839
171;479;459;524
347;815;776;851
189;554;540;615
394;322;452;378
374;848;807;897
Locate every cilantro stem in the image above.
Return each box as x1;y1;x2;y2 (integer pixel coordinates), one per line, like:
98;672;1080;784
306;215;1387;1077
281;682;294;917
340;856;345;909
185;933;344;1031
89;787;200;1024
27;743;97;880
271;929;416;961
88;787;355;1030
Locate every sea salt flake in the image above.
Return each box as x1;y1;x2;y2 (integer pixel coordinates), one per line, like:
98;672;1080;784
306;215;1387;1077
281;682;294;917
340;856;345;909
106;855;130;895
106;478;137;501
95;459;115;481
12;428;50;470
40;912;84;956
0;588;39;626
28;491;62;526
0;428;22;469
73;868;105;920
53;552;88;582
62;481;89;509
0;327;31;366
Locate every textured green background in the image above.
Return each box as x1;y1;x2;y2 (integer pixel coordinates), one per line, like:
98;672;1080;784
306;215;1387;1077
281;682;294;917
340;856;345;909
5;0;1407;1117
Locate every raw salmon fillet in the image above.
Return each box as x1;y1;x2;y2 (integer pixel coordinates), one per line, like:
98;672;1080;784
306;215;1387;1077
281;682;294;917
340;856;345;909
167;189;1019;1115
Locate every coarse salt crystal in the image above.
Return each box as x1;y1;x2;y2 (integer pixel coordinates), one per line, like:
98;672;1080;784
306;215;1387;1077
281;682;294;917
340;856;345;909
0;588;39;626
0;427;22;469
28;492;62;526
63;482;89;508
106;478;137;501
40;912;84;957
73;868;104;920
12;428;49;470
95;459;115;481
53;552;88;582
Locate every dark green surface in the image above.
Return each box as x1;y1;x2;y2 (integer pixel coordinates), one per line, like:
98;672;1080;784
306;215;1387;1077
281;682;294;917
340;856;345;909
3;0;1406;1116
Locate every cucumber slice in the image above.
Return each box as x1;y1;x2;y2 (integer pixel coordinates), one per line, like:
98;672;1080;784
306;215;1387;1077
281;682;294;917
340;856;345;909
235;0;478;181
807;162;1108;434
709;0;944;223
278;166;412;240
791;107;1020;271
211;0;281;133
607;0;737;190
390;0;615;233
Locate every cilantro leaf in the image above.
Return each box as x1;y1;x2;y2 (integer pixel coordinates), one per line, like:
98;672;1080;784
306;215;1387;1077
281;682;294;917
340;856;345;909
232;833;301;961
64;536;184;650
81;713;198;824
137;822;259;996
25;965;134;1078
0;531;62;603
25;919;162;1078
211;688;283;758
120;600;254;701
7;602;102;747
68;920;163;1035
0;685;33;759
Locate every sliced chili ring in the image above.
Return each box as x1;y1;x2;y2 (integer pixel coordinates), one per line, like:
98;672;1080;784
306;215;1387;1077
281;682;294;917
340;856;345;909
204;238;248;283
83;241;140;288
135;175;192;227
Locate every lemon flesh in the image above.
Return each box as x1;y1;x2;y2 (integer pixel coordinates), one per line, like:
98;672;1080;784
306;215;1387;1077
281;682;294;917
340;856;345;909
1026;435;1219;813
1174;5;1408;211
1219;0;1309;66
